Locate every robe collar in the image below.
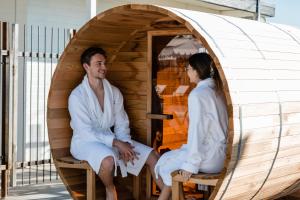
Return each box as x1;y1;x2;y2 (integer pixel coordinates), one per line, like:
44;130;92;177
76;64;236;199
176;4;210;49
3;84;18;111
81;75;114;129
196;78;215;89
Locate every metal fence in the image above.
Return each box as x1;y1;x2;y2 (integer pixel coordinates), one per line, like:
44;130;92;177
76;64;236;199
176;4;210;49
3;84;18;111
0;22;75;195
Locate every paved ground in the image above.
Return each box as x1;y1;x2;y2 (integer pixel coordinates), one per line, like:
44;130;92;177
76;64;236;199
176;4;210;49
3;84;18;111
2;165;300;200
4;181;300;200
3;180;71;200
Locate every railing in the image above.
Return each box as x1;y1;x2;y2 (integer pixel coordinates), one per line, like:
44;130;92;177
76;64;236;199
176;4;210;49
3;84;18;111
0;21;10;197
0;22;75;196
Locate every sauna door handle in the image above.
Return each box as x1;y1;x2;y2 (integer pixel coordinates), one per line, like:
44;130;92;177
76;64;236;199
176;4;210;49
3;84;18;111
146;113;173;120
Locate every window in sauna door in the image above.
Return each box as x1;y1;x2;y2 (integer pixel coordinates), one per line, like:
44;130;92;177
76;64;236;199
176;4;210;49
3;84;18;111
151;35;206;155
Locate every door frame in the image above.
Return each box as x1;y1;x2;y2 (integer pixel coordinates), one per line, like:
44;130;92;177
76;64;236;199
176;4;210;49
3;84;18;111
146;29;191;199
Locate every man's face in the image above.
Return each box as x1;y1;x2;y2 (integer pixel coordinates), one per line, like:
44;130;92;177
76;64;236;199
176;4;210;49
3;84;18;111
84;53;107;79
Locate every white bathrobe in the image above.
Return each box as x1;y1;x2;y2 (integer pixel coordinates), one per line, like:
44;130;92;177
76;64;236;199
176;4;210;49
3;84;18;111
68;75;152;177
155;78;228;186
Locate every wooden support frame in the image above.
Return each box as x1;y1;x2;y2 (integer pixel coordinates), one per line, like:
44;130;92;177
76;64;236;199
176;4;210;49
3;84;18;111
56;156;96;200
87;167;96;200
171;170;220;200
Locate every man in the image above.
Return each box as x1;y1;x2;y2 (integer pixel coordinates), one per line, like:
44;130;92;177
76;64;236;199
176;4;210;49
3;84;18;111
68;47;163;200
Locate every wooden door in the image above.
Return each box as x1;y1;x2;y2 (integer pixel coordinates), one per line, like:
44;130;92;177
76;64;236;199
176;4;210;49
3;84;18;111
147;30;200;197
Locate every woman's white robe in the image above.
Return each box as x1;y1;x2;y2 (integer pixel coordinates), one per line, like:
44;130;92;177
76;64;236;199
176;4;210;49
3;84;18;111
68;75;152;177
155;78;228;186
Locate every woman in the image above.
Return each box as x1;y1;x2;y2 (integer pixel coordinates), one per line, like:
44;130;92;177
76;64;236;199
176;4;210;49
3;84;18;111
154;53;228;200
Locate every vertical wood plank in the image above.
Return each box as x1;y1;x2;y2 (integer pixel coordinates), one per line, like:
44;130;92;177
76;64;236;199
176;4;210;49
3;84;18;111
133;175;141;200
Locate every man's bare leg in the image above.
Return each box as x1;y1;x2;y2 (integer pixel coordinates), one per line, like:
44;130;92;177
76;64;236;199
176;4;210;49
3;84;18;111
98;156;117;200
146;150;164;190
146;151;173;200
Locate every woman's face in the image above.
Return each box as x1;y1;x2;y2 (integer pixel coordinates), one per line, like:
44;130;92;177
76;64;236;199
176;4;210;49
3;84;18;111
186;64;200;83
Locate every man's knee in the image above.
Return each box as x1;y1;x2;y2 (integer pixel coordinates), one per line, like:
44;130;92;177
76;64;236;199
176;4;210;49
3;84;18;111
100;156;115;172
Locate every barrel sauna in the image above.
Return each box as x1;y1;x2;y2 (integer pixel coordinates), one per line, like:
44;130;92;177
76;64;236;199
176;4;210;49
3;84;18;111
47;4;300;200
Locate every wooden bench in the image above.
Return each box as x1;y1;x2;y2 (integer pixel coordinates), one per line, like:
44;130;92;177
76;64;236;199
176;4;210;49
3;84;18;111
171;170;220;200
55;156;96;200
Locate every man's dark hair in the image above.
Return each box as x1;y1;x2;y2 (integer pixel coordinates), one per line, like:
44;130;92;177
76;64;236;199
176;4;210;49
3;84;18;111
80;47;107;65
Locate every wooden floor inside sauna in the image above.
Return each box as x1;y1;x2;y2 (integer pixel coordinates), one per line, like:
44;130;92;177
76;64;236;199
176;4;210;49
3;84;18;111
69;178;134;200
68;174;207;200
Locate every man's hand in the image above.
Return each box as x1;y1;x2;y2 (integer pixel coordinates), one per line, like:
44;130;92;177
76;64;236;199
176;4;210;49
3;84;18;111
179;169;192;182
113;139;139;165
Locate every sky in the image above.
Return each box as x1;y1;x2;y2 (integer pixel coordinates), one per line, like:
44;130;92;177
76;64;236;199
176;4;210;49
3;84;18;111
267;0;300;28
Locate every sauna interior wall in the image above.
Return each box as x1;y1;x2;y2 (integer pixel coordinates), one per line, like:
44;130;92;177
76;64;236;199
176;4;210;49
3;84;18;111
74;10;189;144
53;8;189;197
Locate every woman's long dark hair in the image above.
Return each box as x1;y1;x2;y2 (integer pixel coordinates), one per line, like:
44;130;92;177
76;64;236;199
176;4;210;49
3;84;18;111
188;53;222;93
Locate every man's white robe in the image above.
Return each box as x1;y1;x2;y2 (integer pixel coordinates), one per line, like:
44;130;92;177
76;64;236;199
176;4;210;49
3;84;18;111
68;75;152;177
155;78;228;186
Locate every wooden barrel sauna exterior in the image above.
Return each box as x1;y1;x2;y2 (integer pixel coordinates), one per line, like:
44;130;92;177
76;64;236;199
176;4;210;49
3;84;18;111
47;4;300;200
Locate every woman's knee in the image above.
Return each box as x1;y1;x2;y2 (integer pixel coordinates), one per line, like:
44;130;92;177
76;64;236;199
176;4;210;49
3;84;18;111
101;156;115;172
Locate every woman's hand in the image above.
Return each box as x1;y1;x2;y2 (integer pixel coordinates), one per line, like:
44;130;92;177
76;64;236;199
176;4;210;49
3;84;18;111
113;139;139;165
179;170;192;182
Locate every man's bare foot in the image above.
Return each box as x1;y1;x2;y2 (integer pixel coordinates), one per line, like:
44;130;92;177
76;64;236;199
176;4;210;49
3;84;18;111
106;186;117;200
